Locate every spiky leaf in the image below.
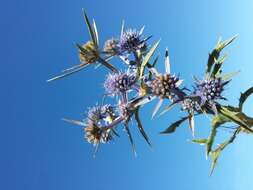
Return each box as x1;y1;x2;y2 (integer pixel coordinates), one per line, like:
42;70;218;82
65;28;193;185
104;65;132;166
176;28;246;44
139;40;160;79
206;36;237;75
219;106;253;133
206;113;229;157
160;116;189;134
82;10;98;48
134;108;152;147
211;54;227;78
124;118;136;156
219;70;240;81
239;87;253;111
192;138;207;145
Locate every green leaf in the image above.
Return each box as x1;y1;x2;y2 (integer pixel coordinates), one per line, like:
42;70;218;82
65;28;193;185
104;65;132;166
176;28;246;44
139;40;160;79
216;35;238;52
134;108;152;147
205;35;237;75
82;9;97;48
160;116;189;134
219;106;253;133
148;55;159;80
211;54;227;78
239;87;253;111
124;118;137;156
192;138;207;145
206;114;229;157
209;128;239;175
206;49;219;75
219;70;240;81
209;148;221;176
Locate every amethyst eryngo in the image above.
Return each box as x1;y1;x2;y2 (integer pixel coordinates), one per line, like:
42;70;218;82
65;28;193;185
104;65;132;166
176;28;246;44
146;49;185;118
84;120;112;146
118;28;147;53
87;105;116;123
48;10;253;176
149;74;183;100
104;72;137;96
191;77;230;113
64;105;118;148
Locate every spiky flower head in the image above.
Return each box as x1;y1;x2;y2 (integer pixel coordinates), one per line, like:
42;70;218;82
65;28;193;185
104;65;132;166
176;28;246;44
87;104;115;123
149;74;183;100
104;72;136;95
104;38;120;56
181;98;201;112
118;29;146;53
193;77;229;107
79;41;99;64
84;120;112;145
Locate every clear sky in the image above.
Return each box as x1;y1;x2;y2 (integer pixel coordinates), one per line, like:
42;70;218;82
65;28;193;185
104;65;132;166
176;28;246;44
2;0;253;189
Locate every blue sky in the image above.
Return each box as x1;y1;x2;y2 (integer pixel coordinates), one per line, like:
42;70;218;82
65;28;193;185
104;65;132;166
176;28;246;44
2;0;253;189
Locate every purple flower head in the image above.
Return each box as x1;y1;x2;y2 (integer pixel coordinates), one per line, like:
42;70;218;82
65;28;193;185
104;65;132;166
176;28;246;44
118;28;146;53
104;72;136;96
87;104;115;123
193;77;229;105
181;97;201;112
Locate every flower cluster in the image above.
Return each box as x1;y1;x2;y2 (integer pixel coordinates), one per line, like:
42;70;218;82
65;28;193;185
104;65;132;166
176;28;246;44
48;11;253;175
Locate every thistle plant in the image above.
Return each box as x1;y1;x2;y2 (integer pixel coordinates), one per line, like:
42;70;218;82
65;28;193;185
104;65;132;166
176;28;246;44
48;10;253;175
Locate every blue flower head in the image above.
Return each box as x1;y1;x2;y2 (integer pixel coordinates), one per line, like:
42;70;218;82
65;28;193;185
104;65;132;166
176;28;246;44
104;72;136;96
118;28;146;53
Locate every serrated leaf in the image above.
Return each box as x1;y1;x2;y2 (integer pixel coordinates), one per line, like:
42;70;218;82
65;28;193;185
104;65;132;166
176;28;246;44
239;87;253;111
139;40;160;79
160;116;189;134
211;54;227;78
216;35;238;52
206;49;219;75
209;128;239;175
219;106;253;133
217;70;240;81
134;108;152;147
148;55;159;80
206;113;229;157
205;35;237;75
209;148;221;176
